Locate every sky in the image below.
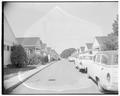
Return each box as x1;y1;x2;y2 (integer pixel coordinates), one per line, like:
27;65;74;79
4;2;118;54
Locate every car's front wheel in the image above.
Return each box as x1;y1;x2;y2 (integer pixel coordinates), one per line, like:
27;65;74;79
97;79;105;92
87;73;91;79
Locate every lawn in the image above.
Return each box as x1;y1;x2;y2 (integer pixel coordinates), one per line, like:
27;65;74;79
4;65;41;80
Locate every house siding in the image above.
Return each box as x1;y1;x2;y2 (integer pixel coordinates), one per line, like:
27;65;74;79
4;16;17;67
92;38;101;54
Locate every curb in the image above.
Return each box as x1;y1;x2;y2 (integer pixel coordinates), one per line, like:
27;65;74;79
4;61;57;93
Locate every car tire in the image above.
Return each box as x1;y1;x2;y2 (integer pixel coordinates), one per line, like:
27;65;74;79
87;74;91;79
85;67;87;73
97;79;105;92
79;69;81;72
87;73;91;79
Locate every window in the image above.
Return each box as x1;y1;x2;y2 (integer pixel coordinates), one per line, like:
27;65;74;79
7;45;9;51
96;55;100;63
89;51;92;54
101;55;108;64
11;46;13;51
114;55;118;64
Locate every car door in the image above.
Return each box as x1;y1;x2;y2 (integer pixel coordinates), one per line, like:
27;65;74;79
99;54;110;86
87;55;96;78
92;54;101;80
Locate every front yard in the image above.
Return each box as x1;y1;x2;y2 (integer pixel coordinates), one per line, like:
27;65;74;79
4;65;41;80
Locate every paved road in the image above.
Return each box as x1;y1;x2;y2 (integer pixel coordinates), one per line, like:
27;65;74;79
11;59;102;94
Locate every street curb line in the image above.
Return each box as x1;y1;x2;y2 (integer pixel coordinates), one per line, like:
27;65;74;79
4;61;57;93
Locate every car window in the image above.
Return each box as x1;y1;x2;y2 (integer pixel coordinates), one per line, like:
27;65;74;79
114;55;118;64
101;55;108;65
95;55;101;63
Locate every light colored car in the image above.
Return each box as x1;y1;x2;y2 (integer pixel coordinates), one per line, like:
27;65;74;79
68;56;76;62
80;54;94;73
74;56;87;72
87;51;118;92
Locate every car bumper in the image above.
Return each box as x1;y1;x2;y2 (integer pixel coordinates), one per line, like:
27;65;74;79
103;82;118;91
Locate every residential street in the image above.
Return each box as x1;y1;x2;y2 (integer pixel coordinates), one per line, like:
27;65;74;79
11;59;102;94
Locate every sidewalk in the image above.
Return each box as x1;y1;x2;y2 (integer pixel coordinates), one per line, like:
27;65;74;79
4;61;56;93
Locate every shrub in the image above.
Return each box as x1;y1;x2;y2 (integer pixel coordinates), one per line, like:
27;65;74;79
51;57;56;61
28;54;50;65
28;54;42;65
42;56;48;64
10;45;28;68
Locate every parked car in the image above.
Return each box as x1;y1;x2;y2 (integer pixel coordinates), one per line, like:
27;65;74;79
68;56;76;62
74;55;87;73
87;51;118;92
80;54;94;73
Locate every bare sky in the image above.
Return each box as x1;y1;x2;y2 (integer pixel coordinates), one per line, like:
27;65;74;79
4;2;118;53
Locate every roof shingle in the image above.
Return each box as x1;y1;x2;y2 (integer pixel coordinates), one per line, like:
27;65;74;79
95;36;109;45
16;37;41;46
86;43;93;49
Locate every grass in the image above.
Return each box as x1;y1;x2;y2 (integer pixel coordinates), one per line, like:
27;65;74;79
4;64;41;80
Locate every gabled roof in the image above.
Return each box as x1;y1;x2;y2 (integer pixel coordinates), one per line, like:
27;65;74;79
86;43;93;49
16;37;41;46
80;46;85;51
4;15;18;44
95;36;109;45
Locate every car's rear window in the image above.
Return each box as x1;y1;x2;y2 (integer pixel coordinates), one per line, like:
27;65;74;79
100;54;111;65
102;54;118;65
101;55;109;65
113;55;118;65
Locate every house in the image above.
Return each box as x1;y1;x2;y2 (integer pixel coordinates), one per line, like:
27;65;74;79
79;46;85;53
16;37;42;55
93;36;109;51
84;43;93;54
41;43;47;56
4;16;18;67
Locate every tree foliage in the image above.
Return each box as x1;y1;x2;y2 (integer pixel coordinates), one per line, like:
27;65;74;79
60;48;76;58
28;54;42;65
10;45;28;68
112;15;118;36
103;36;118;50
104;15;118;50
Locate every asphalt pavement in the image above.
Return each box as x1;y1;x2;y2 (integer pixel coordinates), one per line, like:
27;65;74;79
11;59;102;94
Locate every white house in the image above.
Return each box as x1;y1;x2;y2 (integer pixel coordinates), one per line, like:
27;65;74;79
84;43;93;54
92;36;109;54
16;37;42;55
79;46;85;53
4;16;18;67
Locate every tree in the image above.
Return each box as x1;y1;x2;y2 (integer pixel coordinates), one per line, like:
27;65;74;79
60;48;76;58
108;15;118;36
28;54;42;65
104;15;118;50
103;36;118;50
10;45;28;68
112;15;118;36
